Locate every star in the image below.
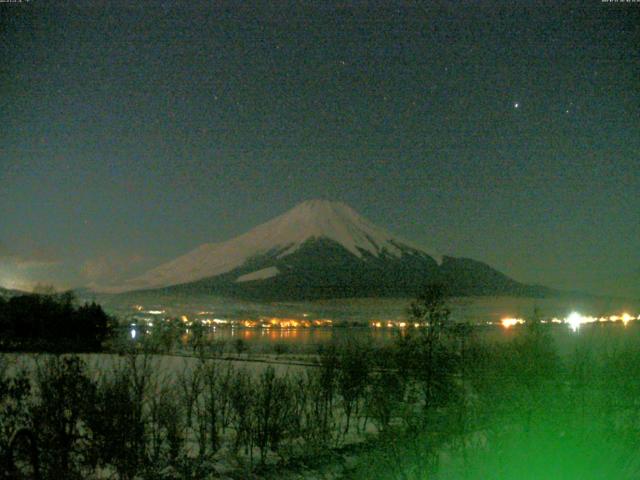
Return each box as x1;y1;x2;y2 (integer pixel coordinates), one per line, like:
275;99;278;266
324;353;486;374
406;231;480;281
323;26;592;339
513;102;520;109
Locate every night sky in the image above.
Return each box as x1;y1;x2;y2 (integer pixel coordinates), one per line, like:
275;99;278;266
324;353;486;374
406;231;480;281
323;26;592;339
1;0;638;294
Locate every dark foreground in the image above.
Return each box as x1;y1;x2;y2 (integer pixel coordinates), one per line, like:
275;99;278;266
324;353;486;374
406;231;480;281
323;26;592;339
3;322;640;478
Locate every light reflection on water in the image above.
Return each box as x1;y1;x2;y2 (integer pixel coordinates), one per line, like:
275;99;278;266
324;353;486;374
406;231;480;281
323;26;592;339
162;325;407;353
186;321;640;357
133;321;640;348
204;326;387;345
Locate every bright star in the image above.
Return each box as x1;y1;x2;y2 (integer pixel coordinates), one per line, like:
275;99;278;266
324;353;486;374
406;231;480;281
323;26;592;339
513;102;520;109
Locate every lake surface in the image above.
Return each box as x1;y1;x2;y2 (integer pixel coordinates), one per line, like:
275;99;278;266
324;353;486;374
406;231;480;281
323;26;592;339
94;291;640;355
121;320;640;359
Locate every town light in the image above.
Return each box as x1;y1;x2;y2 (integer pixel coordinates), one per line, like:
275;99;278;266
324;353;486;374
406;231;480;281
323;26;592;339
501;318;523;328
567;312;582;332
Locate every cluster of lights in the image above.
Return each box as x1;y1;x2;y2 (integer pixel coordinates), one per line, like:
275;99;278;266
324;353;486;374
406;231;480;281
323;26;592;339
499;312;638;332
132;305;166;315
501;317;525;328
195;317;334;329
259;317;333;328
557;311;637;332
371;321;423;328
131;304;334;329
199;318;229;326
128;305;637;337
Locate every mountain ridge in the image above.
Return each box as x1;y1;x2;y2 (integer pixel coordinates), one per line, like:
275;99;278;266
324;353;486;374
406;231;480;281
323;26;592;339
102;199;556;300
108;199;439;293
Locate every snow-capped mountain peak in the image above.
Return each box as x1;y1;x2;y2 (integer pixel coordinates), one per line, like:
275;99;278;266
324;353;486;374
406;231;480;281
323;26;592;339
97;199;550;300
107;199;437;293
246;199;423;259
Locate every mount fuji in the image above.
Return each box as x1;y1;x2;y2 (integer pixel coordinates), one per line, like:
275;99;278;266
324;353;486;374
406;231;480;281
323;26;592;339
110;200;553;300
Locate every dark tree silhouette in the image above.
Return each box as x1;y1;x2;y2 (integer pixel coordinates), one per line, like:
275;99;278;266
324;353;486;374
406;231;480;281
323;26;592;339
0;292;113;352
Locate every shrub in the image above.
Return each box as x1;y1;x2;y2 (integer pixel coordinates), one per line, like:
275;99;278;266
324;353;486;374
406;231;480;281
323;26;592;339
0;357;32;478
254;366;295;463
86;354;154;479
31;355;97;479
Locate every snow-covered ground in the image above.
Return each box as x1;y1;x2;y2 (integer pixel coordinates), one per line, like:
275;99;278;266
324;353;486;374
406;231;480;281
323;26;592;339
1;352;308;381
1;351;369;480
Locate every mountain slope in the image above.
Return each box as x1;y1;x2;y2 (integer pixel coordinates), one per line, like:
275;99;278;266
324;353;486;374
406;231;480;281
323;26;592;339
110;199;553;300
115;200;437;293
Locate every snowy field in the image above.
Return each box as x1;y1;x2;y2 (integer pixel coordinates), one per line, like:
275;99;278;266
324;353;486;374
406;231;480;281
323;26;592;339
1;351;308;382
